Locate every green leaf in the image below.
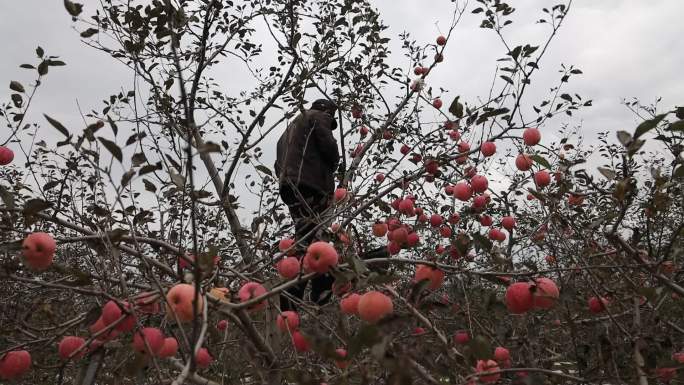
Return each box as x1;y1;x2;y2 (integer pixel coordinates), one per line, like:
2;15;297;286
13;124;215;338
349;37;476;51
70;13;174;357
63;0;83;17
106;115;118;136
139;162;162;176
449;96;464;118
616;130;632;147
38;60;49;75
255;165;272;176
634;113;668;139
9;81;25;93
597;167;616;180
143;178;157;192
97;137;123;162
530;154;551;169
44;114;70;137
667;120;684;132
36;47;44;58
80;28;98;38
23;198;51;216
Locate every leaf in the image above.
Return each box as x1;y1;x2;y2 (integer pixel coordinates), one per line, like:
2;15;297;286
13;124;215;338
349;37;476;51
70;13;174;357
676;107;684;120
63;0;83;17
0;185;15;209
20;64;35;69
634;113;668;139
616;130;632;147
667;120;684;132
560;93;572;102
530;154;551;169
131;152;147;167
23;198;51;216
36;46;44;58
449;96;464;118
139;162;162;176
106;115;118;136
121;170;135;186
97;137;122;162
44;114;70;137
255;165;272;176
142;179;157;192
597;167;616;180
80;28;98;38
43;180;61;190
9;81;25;93
170;170;185;188
38;60;49;75
500;75;514;85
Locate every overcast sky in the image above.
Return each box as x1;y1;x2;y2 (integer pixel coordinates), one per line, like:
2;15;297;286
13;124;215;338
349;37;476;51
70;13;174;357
1;0;682;216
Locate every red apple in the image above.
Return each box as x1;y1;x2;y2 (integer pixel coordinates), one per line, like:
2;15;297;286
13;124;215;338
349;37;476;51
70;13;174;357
166;284;204;322
458;141;471;153
453;182;472;201
505;282;534;314
58;336;86;360
334;348;349;369
158;337;178;358
375;173;385;182
429;214;443;228
475;359;501;383
436;35;446;46
277;256;300;279
494;347;510;362
439;225;452;238
304;241;338;273
195;348;214;368
132;327;164;355
532;278;559;309
387;241;401;255
22;232;57;271
501;216;516;230
523;127;541;146
449;130;461;141
449;213;460;224
588;296;608;314
238;282;267;311
406;232;420;247
340;293;361;315
359;126;369;136
291;331;310;352
334;188;347;202
414;327;426;336
480;141;496;157
433;98;443;109
276;311;300;332
398;198;414;214
0;350;31;380
515;154;533;171
453;330;470;345
372;222;388;237
534;170;551;187
392;227;409;244
278;238;295;254
217;319;228;331
471;175;488;193
480;215;493;227
351;105;363;119
0;146;14;165
101;300;135;332
358;291;393;323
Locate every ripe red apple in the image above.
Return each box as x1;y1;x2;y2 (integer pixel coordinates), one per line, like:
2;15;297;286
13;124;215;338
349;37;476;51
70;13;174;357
415;264;444;290
392;227;409;244
532;278;559;309
276;311;300;332
433;98;443;109
424;159;439;175
471;175;488;193
375;173;385;182
195;348;214;368
166;284;204;322
134;291;161;315
515;154;533;171
334;188;347;202
158;337;178;358
522;127;541;146
359;126;369;136
0;350;31;380
304;241;338;273
429;214;443;228
414;66;423;75
277;256;300;279
357;291;393;323
291;331;310;352
656;367;676;383
545;255;556;264
449;213;460;224
494;346;510;362
480;141;496;157
21;232;57;271
673;352;684;364
406;232;420;247
436;35;446;45
414;327;426;336
372;222;388;237
439;225;452;238
476;359;501;383
102;300;135;332
488;228;506;242
383;130;393;139
58;336;86;360
453;330;470;345
588;296;608;314
398;198;414;214
449;130;461;141
132;327;164;355
334;348;349;369
387;241;401;255
89;317;119;341
351;105;363;119
238;282;267;311
480;215;493;227
217;319;228;331
0;146;14;165
340;293;361;315
505;282;534;314
457;141;471;153
399;144;410;155
453;182;472;201
534;170;551;187
501;216;516;230
278;238;295;254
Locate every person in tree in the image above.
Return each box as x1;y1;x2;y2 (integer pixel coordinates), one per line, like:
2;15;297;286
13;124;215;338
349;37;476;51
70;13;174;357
275;99;340;311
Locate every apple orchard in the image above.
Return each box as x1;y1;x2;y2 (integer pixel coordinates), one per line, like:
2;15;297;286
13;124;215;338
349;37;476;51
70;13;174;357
1;1;683;385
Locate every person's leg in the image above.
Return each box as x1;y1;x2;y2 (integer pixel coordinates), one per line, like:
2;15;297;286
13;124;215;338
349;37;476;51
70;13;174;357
280;281;307;312
310;273;336;305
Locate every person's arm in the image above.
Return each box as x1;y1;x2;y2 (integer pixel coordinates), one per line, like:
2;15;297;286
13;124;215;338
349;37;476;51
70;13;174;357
310;113;340;168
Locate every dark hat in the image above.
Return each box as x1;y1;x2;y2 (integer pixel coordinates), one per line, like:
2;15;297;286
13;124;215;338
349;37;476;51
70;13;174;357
311;99;338;113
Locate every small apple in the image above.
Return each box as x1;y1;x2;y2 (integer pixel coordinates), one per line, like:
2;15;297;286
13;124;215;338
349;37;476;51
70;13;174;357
217;319;228;331
0;146;14;165
195;348;213;368
375;173;385;182
22;232;57;271
291;331;310;352
277;256;300;279
334;188;347;202
480;215;493;227
505;282;533;314
303;242;338;273
433;98;443;109
0;350;31;380
532;277;559;309
166;284;204;322
480;141;496;157
471;175;488;193
453;330;470;345
494;347;510;362
453;182;472;201
58;336;86;360
515;154;533;171
158;337;178;358
132;327;164;355
534;170;551;187
523;127;541;146
449;130;461;141
457;141;471;153
102;300;135;332
334;348;349;369
238;282;267;311
359;126;369;136
357;291;393;323
475;359;501;383
501;216;516;230
588;296;609;314
436;35;446;46
340;293;361;315
276;311;300;332
372;222;388;237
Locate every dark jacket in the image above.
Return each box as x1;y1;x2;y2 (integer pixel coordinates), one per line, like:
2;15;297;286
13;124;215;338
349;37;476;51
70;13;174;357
275;109;340;196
